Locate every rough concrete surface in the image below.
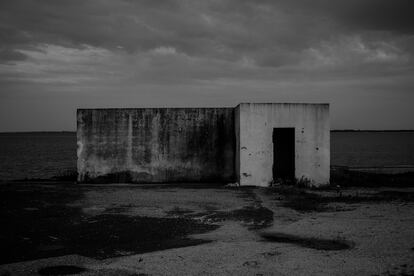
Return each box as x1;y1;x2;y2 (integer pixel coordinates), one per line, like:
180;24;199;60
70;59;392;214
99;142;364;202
236;103;330;187
77;104;330;187
0;183;413;275
77;108;235;183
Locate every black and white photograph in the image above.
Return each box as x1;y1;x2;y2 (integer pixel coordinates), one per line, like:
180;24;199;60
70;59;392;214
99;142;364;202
0;0;413;275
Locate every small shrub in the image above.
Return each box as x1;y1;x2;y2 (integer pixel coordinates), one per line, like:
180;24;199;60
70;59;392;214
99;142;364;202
52;168;78;181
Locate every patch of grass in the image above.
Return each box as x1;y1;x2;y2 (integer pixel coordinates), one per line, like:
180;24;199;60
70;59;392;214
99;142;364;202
81;171;134;183
52;168;78;181
269;177;311;188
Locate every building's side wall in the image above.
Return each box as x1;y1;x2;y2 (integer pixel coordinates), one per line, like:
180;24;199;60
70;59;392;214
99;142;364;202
77;108;235;183
238;103;330;187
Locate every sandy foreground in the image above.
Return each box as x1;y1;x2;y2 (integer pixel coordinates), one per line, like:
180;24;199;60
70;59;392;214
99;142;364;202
0;183;413;275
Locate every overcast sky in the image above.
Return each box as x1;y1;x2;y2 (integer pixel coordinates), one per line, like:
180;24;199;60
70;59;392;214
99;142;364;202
1;0;413;131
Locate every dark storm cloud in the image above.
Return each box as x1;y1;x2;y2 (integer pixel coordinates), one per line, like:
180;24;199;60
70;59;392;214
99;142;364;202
272;0;414;33
0;48;27;63
0;0;414;131
326;0;414;33
0;0;413;76
1;0;413;64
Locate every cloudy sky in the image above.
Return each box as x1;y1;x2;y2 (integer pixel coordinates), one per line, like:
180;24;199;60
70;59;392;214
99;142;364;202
1;0;413;131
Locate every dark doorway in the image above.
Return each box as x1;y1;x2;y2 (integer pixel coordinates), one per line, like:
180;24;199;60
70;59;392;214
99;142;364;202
273;128;295;181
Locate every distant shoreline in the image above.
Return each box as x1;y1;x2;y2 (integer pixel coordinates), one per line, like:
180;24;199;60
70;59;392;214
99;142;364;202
1;130;414;134
0;131;76;134
331;130;414;132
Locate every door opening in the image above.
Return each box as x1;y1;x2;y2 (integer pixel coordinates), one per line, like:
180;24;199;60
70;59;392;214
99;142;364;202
273;128;295;182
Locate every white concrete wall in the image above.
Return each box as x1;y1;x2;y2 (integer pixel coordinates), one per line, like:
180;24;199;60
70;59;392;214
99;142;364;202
236;103;330;187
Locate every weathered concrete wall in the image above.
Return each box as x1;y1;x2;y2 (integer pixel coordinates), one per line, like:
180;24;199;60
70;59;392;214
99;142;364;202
236;103;330;187
77;108;235;183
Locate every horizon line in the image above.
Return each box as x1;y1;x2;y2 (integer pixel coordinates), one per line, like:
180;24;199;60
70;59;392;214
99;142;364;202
1;129;414;134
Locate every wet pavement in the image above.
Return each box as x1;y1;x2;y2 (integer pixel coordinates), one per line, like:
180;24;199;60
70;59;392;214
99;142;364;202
0;183;262;265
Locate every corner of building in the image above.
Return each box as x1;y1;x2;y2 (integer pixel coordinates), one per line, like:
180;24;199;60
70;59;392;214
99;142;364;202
234;104;241;184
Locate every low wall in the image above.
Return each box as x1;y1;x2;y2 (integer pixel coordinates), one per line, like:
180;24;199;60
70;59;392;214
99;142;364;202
77;108;235;183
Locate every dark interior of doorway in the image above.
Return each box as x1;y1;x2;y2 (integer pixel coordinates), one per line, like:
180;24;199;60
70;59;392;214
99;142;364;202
273;128;295;182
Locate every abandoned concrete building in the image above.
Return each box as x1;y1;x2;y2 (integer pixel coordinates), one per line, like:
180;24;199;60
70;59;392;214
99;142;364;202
77;103;330;187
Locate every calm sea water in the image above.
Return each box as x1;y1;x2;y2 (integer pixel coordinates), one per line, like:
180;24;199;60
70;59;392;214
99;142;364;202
0;132;413;180
331;132;414;168
0;133;77;181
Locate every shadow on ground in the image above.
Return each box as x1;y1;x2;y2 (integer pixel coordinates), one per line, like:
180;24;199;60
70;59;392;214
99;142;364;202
331;169;414;188
268;186;414;213
0;183;218;265
260;232;353;251
37;265;87;276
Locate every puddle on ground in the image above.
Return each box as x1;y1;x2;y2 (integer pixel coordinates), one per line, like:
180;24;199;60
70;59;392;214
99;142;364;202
261;232;353;250
1;214;219;264
66;215;219;259
189;206;274;230
38;265;87;275
0;184;219;264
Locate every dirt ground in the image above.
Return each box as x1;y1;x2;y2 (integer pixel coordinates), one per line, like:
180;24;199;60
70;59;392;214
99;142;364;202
0;183;413;276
